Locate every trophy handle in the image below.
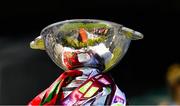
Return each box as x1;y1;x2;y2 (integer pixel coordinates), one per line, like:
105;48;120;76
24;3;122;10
121;27;144;40
30;35;45;50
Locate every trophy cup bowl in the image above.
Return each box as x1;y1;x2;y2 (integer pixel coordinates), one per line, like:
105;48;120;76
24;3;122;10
31;19;143;72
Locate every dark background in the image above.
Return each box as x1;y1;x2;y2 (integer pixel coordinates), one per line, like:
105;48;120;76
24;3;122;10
0;0;180;104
